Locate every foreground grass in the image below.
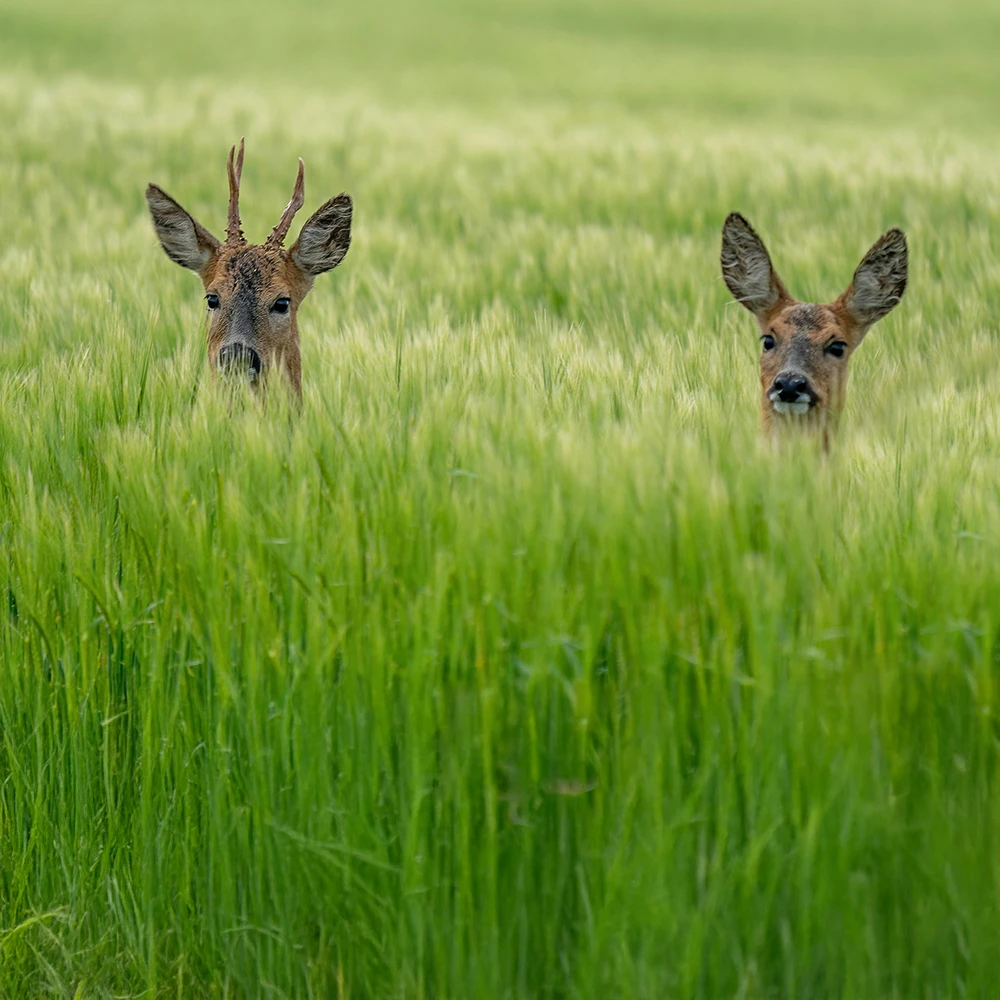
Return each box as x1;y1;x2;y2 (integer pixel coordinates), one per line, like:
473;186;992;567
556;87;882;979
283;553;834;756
2;1;1000;996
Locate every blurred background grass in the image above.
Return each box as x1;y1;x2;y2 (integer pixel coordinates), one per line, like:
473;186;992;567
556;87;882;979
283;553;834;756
2;0;1000;125
1;1;1000;998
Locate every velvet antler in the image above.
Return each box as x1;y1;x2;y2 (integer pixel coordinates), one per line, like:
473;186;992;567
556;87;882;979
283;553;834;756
225;137;246;245
267;158;305;248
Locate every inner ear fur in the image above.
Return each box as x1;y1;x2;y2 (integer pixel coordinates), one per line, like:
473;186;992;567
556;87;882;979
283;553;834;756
838;228;908;331
146;184;220;274
289;194;353;277
720;212;789;318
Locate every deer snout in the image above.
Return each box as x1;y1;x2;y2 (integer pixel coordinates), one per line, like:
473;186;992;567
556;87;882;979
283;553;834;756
217;343;263;382
771;373;811;403
768;372;818;415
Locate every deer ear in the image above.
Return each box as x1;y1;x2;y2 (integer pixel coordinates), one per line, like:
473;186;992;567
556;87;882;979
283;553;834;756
290;194;352;276
720;212;788;318
839;228;908;331
146;185;220;274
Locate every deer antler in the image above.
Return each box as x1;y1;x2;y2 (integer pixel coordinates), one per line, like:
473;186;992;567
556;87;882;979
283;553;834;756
226;137;246;245
267;158;305;248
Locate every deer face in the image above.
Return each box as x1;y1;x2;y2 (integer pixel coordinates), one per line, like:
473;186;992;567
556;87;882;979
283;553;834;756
200;244;313;388
146;140;352;397
721;213;907;435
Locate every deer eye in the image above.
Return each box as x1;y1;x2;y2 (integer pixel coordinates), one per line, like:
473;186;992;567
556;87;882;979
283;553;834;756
826;341;847;358
272;297;291;314
206;293;220;310
761;334;775;352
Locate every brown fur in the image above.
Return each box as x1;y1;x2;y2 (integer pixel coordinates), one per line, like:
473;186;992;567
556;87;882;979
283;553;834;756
200;244;315;395
146;139;352;398
721;213;908;443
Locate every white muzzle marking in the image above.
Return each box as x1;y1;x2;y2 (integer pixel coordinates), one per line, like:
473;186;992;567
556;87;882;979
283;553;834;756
769;393;813;416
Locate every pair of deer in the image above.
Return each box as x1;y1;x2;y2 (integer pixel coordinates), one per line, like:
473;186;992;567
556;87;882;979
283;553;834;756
147;141;908;436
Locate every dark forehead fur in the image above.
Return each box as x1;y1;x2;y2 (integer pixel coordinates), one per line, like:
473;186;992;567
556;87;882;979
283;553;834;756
216;244;286;292
782;302;836;332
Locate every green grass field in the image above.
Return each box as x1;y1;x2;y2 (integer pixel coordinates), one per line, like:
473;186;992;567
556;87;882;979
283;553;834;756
1;0;1000;996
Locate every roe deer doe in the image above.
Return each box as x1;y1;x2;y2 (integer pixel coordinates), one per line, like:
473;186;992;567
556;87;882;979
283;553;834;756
146;139;352;397
721;213;907;441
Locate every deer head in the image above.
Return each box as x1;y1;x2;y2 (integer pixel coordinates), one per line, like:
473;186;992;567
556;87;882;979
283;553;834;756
146;139;352;396
721;213;907;438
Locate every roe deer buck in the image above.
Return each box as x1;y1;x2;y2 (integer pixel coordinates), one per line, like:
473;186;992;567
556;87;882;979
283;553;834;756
146;139;352;397
721;213;907;441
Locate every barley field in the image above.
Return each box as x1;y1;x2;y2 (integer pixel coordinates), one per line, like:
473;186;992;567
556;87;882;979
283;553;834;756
1;0;999;997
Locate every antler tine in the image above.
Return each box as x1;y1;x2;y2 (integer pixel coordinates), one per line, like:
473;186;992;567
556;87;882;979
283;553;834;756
226;137;246;245
267;157;306;248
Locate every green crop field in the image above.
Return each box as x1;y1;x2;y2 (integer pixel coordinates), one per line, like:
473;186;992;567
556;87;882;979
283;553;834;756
1;0;999;996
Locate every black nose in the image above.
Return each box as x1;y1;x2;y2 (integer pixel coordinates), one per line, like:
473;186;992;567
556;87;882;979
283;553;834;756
217;343;262;380
772;373;810;403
